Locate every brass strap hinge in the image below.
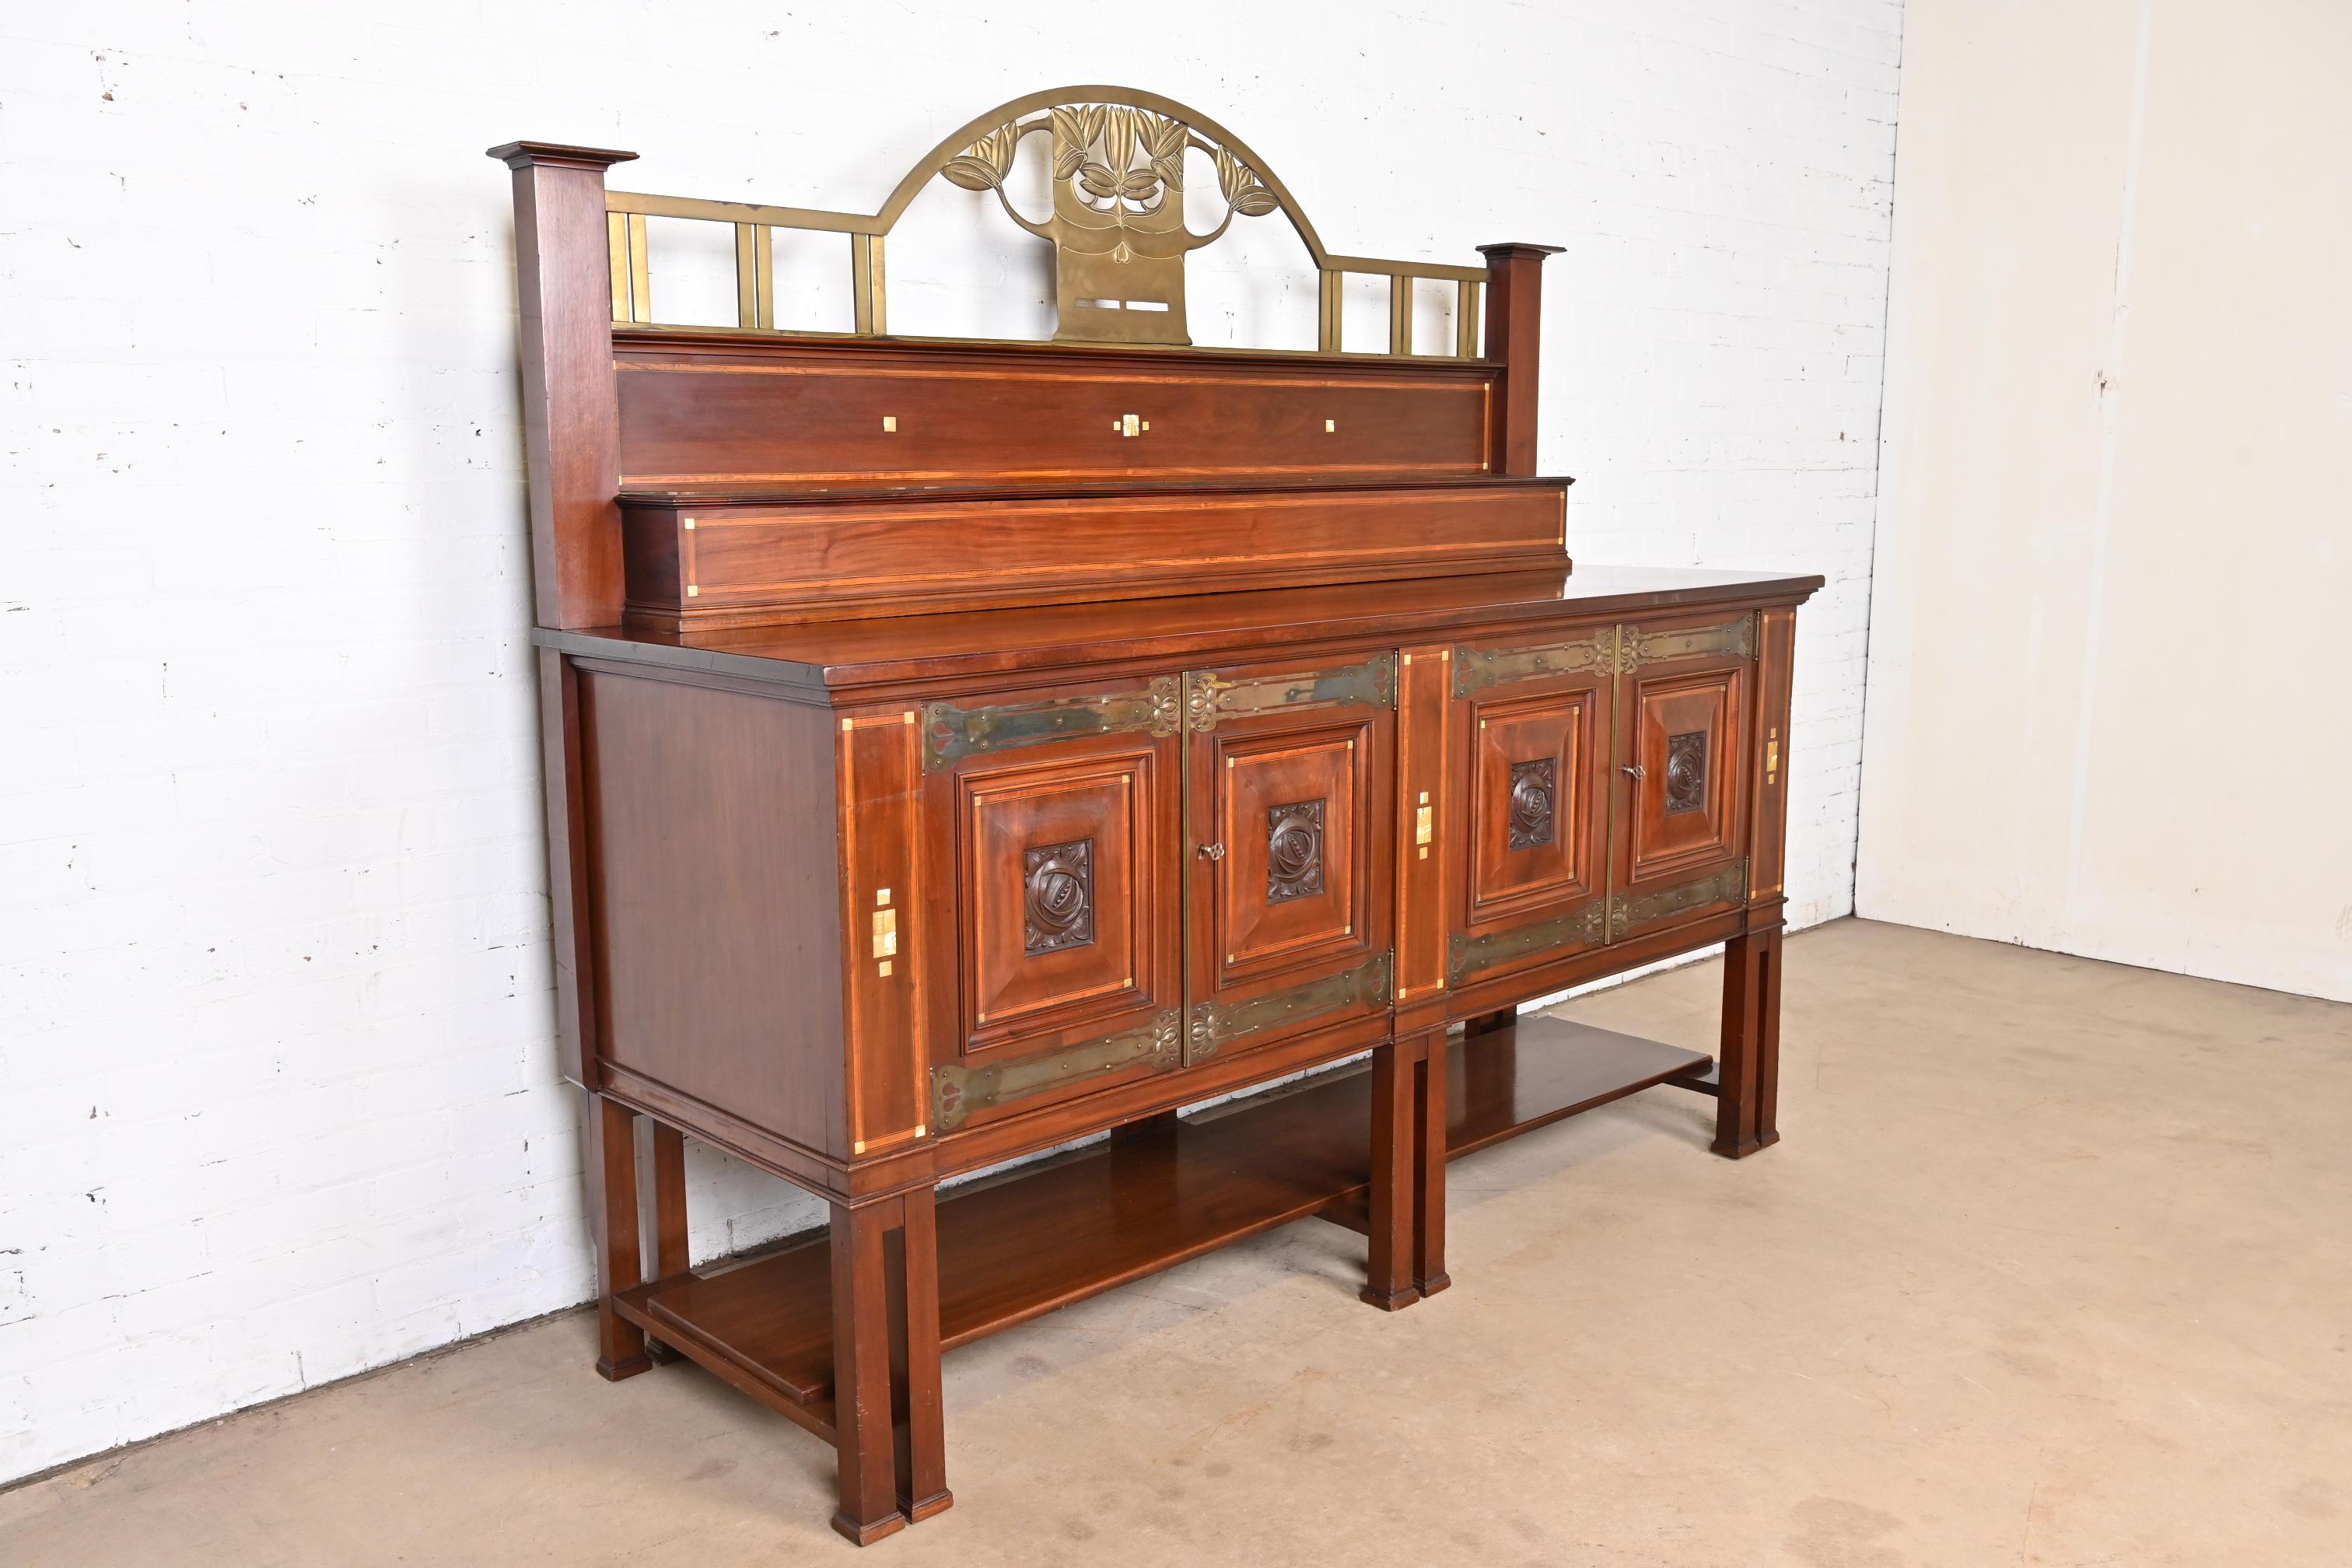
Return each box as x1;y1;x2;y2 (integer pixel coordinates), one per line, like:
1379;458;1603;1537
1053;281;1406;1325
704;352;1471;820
931;1008;1182;1131
1617;615;1755;672
924;675;1181;769
1607;859;1749;942
1452;628;1616;695
1449;900;1606;983
1187;953;1391;1062
1185;653;1396;733
1448;859;1752;980
1454;614;1756;694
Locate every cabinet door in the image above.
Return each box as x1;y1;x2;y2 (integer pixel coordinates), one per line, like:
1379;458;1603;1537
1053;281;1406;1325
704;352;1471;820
1609;614;1755;941
1445;625;1615;987
920;676;1185;1132
1185;654;1396;1064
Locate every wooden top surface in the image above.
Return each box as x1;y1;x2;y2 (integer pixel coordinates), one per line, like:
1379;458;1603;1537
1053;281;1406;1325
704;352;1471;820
540;565;1823;695
615;471;1572;509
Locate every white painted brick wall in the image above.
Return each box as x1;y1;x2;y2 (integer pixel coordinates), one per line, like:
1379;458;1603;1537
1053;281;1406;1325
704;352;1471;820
0;0;1899;1482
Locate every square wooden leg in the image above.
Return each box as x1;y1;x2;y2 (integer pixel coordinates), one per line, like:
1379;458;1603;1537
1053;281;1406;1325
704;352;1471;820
831;1195;906;1545
892;1188;952;1523
831;1190;951;1544
1713;926;1785;1159
642;1120;688;1363
1412;1031;1450;1297
1362;1038;1423;1311
584;1092;652;1381
1111;1109;1181;1152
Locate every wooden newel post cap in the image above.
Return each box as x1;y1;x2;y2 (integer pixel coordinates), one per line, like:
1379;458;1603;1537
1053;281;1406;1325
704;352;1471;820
1475;242;1566;263
486;141;640;172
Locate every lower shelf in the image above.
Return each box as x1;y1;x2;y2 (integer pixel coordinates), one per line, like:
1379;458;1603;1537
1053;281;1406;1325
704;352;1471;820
616;1015;1710;1426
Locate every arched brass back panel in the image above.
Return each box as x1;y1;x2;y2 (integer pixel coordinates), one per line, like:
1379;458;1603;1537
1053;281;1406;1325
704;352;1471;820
602;85;1486;355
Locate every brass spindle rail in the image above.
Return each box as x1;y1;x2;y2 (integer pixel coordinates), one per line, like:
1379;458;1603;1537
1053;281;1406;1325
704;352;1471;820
602;187;1483;357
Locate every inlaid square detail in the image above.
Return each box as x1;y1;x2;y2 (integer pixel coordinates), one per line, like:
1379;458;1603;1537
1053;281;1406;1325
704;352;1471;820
1507;757;1557;850
1665;731;1707;815
1265;799;1326;904
1023;837;1094;954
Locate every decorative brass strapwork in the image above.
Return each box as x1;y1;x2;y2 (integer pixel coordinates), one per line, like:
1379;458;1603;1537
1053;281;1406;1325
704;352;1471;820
925;676;1181;769
1450;901;1606;983
932;1009;1183;1130
1185;654;1398;733
1618;616;1756;671
601;86;1486;354
1608;859;1749;941
1187;954;1392;1062
1453;618;1759;691
1453;628;1618;696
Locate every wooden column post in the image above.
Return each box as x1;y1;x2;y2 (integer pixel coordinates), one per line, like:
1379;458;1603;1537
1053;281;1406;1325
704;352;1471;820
641;1120;689;1363
1412;1031;1451;1297
891;1188;952;1524
1362;1037;1423;1311
495;141;632;1096
1476;241;1566;477
584;1092;651;1380
487;140;636;630
1713;925;1785;1158
829;1190;952;1544
831;1195;904;1545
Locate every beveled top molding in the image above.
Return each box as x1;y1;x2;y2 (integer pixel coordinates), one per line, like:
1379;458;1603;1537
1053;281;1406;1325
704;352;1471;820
487;141;640;172
520;86;1528;355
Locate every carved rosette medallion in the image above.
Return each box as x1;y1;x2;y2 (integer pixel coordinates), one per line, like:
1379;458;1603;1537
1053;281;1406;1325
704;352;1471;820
1507;758;1557;850
1023;838;1095;954
1664;732;1707;815
1265;800;1326;903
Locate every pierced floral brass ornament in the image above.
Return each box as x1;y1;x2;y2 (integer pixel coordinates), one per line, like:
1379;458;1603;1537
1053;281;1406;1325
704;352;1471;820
938;100;1284;346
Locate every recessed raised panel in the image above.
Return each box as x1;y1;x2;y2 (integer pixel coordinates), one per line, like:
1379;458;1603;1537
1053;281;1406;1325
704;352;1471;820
1214;729;1363;975
958;753;1154;1053
1465;688;1601;930
1626;669;1745;884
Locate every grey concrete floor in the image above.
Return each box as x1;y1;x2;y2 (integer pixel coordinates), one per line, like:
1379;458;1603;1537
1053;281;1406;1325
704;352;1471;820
5;919;2348;1566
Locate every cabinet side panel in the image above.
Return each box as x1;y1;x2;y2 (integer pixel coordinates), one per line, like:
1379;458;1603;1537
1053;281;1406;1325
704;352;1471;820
579;670;845;1157
538;649;597;1085
1750;607;1797;903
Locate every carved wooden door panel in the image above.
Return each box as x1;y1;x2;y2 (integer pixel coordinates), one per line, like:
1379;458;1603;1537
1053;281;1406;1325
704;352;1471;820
918;674;1185;1133
1608;613;1755;943
1444;623;1615;989
1182;653;1397;1066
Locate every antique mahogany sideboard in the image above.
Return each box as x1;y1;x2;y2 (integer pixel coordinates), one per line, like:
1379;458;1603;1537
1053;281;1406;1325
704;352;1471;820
492;87;1818;1545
